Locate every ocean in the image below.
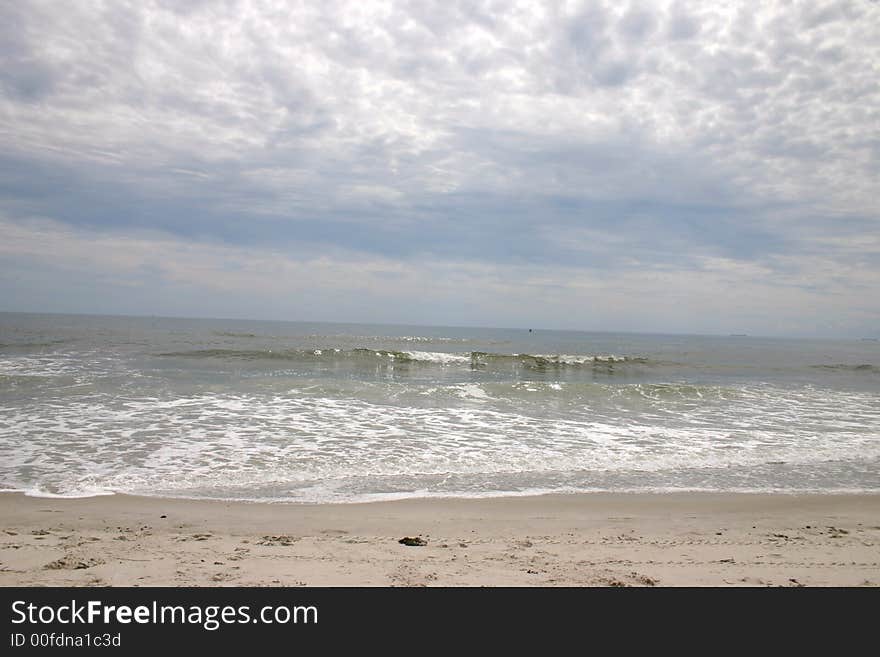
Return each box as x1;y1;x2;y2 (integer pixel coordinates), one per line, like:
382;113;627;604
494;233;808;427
1;312;878;502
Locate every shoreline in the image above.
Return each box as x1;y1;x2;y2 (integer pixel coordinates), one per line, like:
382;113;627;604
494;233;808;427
2;491;878;586
7;485;879;505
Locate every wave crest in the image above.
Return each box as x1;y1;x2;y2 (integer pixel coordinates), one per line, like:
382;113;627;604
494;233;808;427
812;363;878;372
158;348;652;368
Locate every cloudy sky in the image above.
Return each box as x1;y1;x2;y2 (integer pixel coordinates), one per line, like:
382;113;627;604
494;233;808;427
1;0;878;337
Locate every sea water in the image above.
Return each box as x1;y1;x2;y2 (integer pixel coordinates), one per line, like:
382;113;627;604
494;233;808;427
1;312;878;501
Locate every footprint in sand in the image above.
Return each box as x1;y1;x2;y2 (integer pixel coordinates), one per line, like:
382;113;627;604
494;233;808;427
257;535;298;546
228;547;250;561
44;555;104;570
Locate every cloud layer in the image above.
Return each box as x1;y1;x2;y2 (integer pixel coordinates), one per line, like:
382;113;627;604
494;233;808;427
1;0;878;336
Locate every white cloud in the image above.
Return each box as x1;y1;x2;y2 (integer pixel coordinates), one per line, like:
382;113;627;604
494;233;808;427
2;214;877;336
0;0;878;335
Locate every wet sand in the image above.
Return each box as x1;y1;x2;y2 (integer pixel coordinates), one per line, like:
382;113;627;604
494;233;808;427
1;492;878;586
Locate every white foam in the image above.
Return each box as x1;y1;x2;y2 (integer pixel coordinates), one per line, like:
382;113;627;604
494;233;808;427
2;383;878;502
21;486;116;499
530;353;629;364
452;383;492;401
403;351;471;364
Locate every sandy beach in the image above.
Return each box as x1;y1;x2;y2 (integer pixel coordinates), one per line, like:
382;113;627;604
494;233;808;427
1;492;878;586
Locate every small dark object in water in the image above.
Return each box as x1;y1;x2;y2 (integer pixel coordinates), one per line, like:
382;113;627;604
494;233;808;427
160;515;167;518
398;536;427;546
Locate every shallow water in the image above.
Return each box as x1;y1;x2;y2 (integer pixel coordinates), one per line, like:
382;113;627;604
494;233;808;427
1;313;878;501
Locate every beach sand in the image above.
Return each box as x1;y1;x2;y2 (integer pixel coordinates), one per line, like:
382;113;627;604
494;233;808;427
1;492;878;587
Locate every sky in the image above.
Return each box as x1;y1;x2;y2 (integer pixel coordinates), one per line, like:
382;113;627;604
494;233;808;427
1;0;878;337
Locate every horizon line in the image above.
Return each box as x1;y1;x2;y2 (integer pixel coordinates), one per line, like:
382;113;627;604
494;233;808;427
0;308;873;342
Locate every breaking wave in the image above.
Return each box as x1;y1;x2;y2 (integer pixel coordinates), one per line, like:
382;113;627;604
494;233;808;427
157;348;652;369
811;364;878;373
